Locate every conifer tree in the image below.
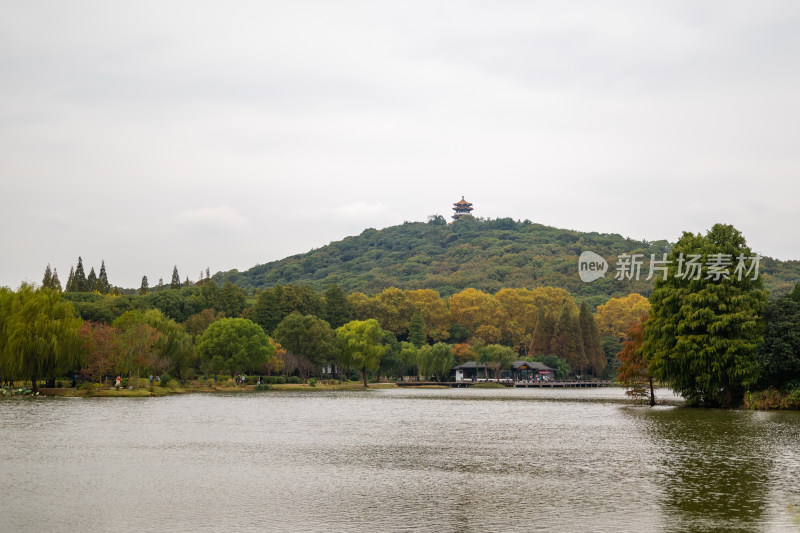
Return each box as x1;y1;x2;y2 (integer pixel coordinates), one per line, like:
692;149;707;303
139;276;149;296
42;264;53;289
51;269;62;292
529;308;552;356
87;267;97;292
170;266;180;290
97;260;110;294
551;303;587;375
579;301;606;376
66;266;76;292
157;277;164;291
408;312;426;348
74;257;88;292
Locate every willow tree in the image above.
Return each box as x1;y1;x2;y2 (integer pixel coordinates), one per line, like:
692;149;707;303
643;224;767;407
417;342;454;381
0;285;82;393
336;319;386;387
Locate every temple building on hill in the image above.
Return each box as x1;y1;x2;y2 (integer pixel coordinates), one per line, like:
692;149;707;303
452;196;474;220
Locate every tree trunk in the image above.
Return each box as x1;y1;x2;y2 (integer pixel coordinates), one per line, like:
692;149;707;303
362;368;368;388
649;377;656;407
31;374;38;394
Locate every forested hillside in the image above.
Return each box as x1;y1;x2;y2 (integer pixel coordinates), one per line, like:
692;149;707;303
214;216;800;307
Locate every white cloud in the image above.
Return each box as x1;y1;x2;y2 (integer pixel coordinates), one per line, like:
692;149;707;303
171;205;249;230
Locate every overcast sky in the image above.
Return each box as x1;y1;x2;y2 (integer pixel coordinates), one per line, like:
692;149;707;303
2;1;799;289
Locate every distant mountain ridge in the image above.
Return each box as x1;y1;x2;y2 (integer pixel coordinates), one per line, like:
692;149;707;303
214;217;800;307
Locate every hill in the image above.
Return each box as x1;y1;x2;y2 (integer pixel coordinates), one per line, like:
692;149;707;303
214;216;800;308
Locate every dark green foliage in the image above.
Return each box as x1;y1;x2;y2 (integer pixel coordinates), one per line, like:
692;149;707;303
87;268;97;292
51;269;62;292
287;376;302;384
211;218;798;303
757;286;800;389
322;284;354;329
251;284;321;333
66;266;75;293
96;261;110;294
579;302;606;376
160;373;172;385
42;264;53;289
408;312;426;348
171;266;181;290
74;257;88;292
529;354;571;380
139;276;149;296
273;312;335;367
644;224;767;407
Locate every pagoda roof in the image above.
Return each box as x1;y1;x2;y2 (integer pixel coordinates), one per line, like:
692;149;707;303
453;196;473;207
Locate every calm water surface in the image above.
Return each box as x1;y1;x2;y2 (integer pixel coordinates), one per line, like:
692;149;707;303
1;388;799;532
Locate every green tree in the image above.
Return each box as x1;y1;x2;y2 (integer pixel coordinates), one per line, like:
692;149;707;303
417;342;454;381
408;312;426;348
579;301;606;376
529;308;552;356
273;312;336;369
196;318;274;375
322;284;354;329
398;341;419;380
171;266;181;290
96;260;110;294
74;257;88;292
477;343;515;380
51;269;62;292
42;264;53;289
643;224;767;407
0;285;82;393
336;319;387;387
217;281;247;318
185;308;225;339
87;267;97;292
136;276;148;296
66;266;75;293
551;303;586;375
757;286;800;389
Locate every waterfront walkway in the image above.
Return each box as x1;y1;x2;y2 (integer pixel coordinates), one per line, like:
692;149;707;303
397;380;615;388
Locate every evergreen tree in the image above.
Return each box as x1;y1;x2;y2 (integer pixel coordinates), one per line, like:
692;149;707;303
65;266;76;293
74;257;88;292
206;267;210;279
322;284;354;329
42;264;53;289
579;301;606;376
97;260;110;294
170;266;181;290
644;224;767;407
157;277;164;291
51;269;62;292
529;308;552;356
408;312;426;348
87;267;97;292
756;285;800;389
139;276;149;296
551;303;586;375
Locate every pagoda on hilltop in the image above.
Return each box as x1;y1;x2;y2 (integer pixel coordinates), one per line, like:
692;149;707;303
452;196;474;220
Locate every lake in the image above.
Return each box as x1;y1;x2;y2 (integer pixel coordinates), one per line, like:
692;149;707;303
1;388;799;532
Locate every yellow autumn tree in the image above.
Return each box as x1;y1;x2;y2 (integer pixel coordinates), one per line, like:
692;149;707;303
595;293;651;341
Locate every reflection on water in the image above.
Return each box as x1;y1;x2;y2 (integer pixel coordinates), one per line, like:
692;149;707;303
0;388;798;532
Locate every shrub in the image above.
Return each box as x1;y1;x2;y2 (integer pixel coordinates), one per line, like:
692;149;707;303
275;376;287;385
309;378;317;387
79;382;95;391
288;376;302;384
160;373;172;386
255;384;270;391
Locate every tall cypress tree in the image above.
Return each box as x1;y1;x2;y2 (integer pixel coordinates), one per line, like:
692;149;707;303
74;257;88;292
87;267;97;292
408;312;426;348
529;307;552;356
42;264;53;289
551;303;586;374
170;266;181;290
51;269;62;292
139;276;149;296
66;266;76;293
97;260;110;294
579;301;606;377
